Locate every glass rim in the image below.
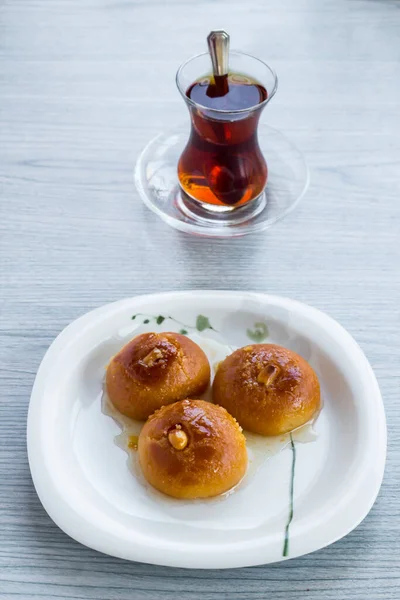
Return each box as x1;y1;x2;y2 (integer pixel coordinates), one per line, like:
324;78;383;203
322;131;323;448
176;50;278;115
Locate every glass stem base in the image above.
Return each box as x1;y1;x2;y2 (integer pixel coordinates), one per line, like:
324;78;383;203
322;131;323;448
177;186;267;226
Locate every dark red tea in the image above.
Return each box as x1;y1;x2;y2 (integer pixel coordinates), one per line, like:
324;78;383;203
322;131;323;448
178;73;268;207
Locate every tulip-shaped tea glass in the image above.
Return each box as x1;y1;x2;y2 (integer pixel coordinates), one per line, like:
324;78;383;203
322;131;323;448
177;51;277;217
135;52;309;237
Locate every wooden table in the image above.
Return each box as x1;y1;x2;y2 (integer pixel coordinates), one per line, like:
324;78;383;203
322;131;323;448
1;0;399;597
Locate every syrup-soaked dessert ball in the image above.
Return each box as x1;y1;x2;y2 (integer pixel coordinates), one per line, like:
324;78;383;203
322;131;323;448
138;399;248;499
213;344;320;436
106;332;210;420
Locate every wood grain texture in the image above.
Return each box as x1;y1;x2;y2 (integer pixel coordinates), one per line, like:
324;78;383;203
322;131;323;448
1;0;399;598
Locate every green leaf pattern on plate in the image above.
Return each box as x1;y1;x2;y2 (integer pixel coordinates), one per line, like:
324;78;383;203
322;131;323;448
130;313;214;333
246;321;269;342
196;315;212;332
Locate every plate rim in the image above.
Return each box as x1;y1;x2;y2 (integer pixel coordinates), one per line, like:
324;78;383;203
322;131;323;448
27;291;387;568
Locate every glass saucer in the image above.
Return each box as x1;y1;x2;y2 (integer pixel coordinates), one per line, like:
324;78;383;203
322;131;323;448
134;122;309;238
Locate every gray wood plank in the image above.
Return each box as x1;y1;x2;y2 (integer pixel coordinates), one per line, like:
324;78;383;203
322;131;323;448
1;0;399;598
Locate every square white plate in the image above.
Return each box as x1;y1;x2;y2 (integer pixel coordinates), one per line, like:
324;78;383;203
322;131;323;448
27;291;386;568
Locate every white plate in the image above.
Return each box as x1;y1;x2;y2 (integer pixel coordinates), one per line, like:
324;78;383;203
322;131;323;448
27;291;386;569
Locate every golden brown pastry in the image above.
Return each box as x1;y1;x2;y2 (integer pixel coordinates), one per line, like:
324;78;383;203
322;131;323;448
213;344;320;436
138;399;248;499
106;332;210;420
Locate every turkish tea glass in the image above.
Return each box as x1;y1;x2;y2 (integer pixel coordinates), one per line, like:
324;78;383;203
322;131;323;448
176;51;278;220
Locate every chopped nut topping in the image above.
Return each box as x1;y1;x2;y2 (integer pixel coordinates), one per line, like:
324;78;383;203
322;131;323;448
140;347;164;367
168;428;188;450
257;364;280;386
